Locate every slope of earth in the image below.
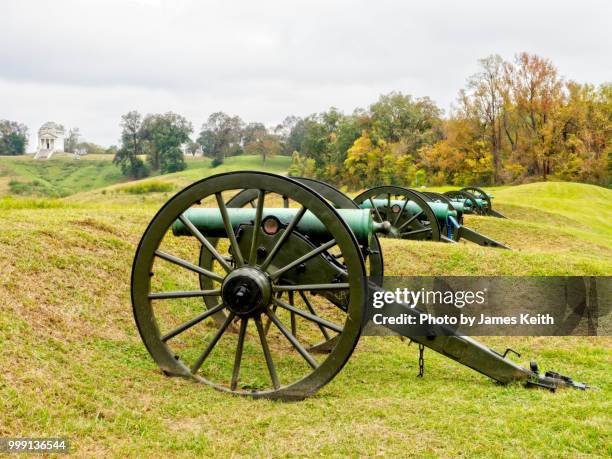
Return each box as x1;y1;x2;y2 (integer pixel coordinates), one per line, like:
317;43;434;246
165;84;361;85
0;154;124;197
0;154;291;199
68;155;291;207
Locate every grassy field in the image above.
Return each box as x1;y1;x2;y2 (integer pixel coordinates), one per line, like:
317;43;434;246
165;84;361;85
0;176;610;457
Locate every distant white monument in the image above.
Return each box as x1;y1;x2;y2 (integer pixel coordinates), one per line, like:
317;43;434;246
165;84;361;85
35;122;65;159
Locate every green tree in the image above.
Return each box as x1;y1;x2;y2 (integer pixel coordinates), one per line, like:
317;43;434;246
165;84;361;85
369;92;443;149
113;111;149;178
288;151;316;178
275;116;305;155
161;146;187;173
141;112;192;173
197;112;244;165
0;120;28;155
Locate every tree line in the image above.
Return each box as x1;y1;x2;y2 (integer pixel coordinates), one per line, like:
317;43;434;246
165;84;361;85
113;110;284;178
290;52;610;188
114;52;610;186
2;51;609;187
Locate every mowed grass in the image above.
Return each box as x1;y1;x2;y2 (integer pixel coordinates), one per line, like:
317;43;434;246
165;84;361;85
0;180;610;457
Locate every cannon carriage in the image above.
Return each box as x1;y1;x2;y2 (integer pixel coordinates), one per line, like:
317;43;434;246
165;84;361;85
131;172;586;400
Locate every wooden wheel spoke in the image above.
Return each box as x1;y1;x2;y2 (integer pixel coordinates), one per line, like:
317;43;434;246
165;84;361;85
299;291;331;340
263;302;278;335
273;298;343;333
369;197;384;223
266;309;318;369
392;197;410;227
269;239;336;280
191;312;236;373
161;302;226;342
401;227;431;237
179;213;233;273
216;192;245;267
149;289;221;300
248;190;266;265
230;318;248;390
155;250;224;283
254;316;280;390
289;291;297;338
397;210;423;231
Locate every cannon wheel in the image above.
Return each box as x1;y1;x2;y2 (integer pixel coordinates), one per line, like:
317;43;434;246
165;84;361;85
354;186;442;241
460;186;506;218
131;172;366;400
460;187;492;214
443;189;484;215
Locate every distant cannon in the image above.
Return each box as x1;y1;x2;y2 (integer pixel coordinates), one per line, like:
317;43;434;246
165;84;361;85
354;186;510;249
443;186;507;218
131;172;585;400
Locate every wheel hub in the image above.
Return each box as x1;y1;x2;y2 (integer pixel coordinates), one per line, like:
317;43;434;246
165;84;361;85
221;267;272;316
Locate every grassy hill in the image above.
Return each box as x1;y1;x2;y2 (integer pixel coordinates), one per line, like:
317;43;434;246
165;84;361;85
0;154;291;198
0;154;123;197
0;180;610;456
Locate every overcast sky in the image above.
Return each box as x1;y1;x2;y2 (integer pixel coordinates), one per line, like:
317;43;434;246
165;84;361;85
1;0;610;148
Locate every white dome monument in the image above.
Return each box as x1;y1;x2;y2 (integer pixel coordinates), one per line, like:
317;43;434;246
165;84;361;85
35;122;65;159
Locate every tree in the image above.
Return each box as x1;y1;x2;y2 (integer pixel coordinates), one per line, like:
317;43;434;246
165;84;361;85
76;141;106;155
344;132;395;188
0;120;28;155
504;52;564;179
242;122;267;145
288;151;316;178
369;92;443;149
461;55;505;181
197;112;244;165
278;116;307;156
185;141;201;157
64;127;81;153
242;123;281;164
113;111;148;178
161;146;187;173
300;115;332;168
141;112;192;173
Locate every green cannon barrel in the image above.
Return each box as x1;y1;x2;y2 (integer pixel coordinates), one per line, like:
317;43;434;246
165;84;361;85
449;198;488;208
172;208;386;245
446;201;468;214
360;199;457;222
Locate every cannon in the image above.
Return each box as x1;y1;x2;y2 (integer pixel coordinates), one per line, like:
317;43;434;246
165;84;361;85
443;186;507;218
131;171;585;400
353;186;510;249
